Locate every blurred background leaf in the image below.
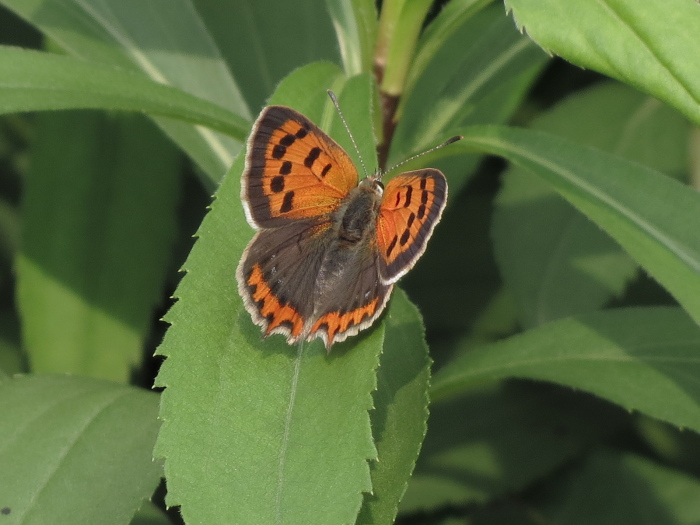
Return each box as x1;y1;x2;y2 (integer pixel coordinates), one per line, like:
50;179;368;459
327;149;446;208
17;112;181;382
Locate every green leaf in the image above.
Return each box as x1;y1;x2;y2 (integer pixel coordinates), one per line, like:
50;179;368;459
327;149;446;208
432;307;700;433
401;382;622;512
155;69;384;525
357;289;431;524
542;450;700;524
493;82;692;327
402;0;493;108
129;501;171;525
16;112;180;381
453;125;700;327
389;4;547;165
0;374;162;525
1;0;249;185
325;0;377;76
376;0;433;96
0;310;23;376
266;62;345;122
328;74;379;175
505;0;700;128
0;47;249;142
196;0;341;112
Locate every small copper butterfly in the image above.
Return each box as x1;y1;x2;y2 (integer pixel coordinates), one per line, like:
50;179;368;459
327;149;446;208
237;92;459;350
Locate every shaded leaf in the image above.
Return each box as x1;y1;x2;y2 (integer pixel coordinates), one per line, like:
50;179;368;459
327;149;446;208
196;0;340;112
433;307;700;433
1;0;248;185
0;374;162;525
325;0;377;77
357;289;431;524
542;450;700;525
493;82;691;327
17;112;180;381
454;125;700;327
390;4;546;164
401;381;623;512
0;47;249;142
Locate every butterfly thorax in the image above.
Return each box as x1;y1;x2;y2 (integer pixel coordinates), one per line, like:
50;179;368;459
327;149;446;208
334;177;383;246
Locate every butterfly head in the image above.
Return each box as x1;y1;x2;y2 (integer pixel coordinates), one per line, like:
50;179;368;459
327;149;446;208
358;174;384;194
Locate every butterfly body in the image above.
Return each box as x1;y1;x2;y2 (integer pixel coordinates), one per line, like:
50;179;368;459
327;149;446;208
237;105;448;350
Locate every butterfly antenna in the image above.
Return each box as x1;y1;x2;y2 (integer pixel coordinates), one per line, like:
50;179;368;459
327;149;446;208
385;136;463;176
327;90;369;177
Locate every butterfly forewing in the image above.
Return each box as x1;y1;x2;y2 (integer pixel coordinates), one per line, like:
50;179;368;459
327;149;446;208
376;169;448;283
244;106;359;229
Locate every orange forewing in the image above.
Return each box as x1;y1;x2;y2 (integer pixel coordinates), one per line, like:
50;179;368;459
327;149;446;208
376;169;448;283
243;106;359;228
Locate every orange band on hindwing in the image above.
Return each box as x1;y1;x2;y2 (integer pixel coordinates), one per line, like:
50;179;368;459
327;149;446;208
247;264;305;337
310;297;380;345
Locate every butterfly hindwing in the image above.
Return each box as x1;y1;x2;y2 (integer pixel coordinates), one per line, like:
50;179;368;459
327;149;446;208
243;106;359;229
375;169;448;283
310;237;392;347
237;218;333;343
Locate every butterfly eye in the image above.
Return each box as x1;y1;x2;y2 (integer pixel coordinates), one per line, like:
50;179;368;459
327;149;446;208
376;181;384;192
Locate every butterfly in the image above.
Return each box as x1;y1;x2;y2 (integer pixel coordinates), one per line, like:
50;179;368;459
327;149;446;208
237;96;457;350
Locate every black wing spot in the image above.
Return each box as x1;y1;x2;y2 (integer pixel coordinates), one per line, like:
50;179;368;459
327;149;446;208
321;163;332;177
280;161;292;175
271;176;285;193
400;229;411;246
420;176;428;190
281;191;295;213
386;235;398;257
404;186;412;207
295;127;308;139
407;212;416;229
272;144;286;159
417;204;426;220
304;147;321;168
279;133;296;146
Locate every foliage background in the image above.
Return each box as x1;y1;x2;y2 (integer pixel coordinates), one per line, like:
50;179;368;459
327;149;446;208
1;0;700;524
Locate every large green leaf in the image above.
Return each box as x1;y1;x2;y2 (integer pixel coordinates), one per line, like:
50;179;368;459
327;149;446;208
155;67;385;525
493;82;691;327
357;289;431;524
541;450;700;524
401;0;493;105
0;310;23;376
17;112;180;381
386;3;546;200
432;307;700;433
0;47;249;141
401;382;623;512
389;4;546;164
0;374;162;525
195;0;340;112
453;125;700;327
325;0;377;77
375;0;433;97
505;0;700;128
0;0;248;185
